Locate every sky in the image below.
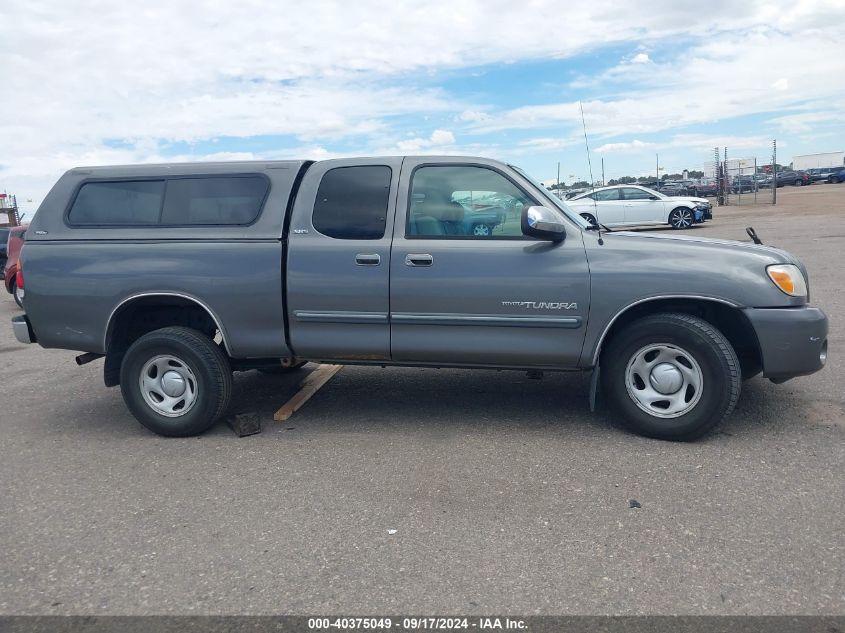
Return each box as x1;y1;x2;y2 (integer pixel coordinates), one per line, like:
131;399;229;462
2;0;845;217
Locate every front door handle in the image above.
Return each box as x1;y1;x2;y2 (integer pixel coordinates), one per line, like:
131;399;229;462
355;253;381;266
405;253;433;267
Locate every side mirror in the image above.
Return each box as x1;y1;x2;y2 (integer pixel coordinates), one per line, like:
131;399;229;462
649;195;660;200
521;206;566;242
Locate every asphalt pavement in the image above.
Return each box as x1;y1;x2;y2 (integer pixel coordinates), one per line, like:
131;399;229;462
1;186;842;615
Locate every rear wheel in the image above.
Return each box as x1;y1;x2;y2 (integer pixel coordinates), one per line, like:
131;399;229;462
794;179;802;186
120;326;232;437
471;223;492;237
11;279;23;308
668;207;694;229
601;313;740;441
580;212;598;226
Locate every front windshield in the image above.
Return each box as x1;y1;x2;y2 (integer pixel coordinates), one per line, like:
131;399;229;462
509;165;592;229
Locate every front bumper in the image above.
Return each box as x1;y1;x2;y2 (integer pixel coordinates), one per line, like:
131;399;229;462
744;306;828;382
12;314;36;344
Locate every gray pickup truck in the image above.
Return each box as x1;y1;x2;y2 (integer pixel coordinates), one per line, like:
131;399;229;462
12;156;828;440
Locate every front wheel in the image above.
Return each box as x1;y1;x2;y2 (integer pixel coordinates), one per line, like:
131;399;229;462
120;326;232;437
831;176;840;184
471;223;492;237
601;313;740;441
794;179;803;186
668;207;694;229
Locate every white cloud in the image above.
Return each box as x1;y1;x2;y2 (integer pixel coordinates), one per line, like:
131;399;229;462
396;129;456;152
595;140;655;153
631;53;651;64
771;78;789;91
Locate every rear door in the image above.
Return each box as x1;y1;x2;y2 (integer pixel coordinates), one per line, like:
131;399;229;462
389;158;590;368
621;187;665;224
287;158;402;360
587;188;625;225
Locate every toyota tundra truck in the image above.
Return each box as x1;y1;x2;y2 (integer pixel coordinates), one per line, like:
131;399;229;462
11;156;828;440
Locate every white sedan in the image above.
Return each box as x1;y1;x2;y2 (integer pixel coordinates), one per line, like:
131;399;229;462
566;185;712;230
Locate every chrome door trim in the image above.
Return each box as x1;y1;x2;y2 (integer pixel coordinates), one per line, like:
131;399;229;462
391;313;582;328
294;310;389;324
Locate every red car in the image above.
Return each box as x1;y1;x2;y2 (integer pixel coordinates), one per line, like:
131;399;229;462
2;225;27;307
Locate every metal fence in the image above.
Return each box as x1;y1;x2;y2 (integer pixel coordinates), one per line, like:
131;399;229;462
702;145;777;206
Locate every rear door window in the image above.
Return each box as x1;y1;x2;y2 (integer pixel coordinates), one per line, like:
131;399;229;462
68;181;164;225
593;188;622;201
312;166;392;239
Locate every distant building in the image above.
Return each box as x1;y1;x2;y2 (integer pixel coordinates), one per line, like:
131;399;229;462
792;152;844;171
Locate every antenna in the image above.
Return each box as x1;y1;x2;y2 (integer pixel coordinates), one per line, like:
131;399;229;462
579;101;603;244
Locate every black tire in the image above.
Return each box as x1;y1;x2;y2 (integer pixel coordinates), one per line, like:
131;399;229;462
794;179;802;186
120;326;232;437
258;360;307;375
11;279;24;309
668;207;694;229
831;176;840;184
601;313;740;441
580;212;598;226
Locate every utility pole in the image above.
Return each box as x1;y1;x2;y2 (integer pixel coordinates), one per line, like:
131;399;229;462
557;162;560;190
601;157;605;186
655;153;659;186
715;147;723;206
772;139;777;205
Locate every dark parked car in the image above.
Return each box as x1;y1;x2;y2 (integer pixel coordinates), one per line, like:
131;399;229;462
689;179;718;197
826;168;845;184
732;176;758;193
0;227;9;272
806;167;841;183
657;182;687;196
2;225;26;307
775;170;810;187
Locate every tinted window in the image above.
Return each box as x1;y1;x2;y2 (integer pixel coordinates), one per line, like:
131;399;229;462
160;176;268;225
622;187;652;200
312;166;391;240
593;188;622;201
408;165;533;238
68;181;164;225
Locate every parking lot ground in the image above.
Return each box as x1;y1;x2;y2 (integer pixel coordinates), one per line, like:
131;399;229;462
0;185;842;615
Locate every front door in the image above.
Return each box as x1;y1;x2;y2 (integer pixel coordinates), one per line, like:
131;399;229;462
287;158;401;360
390;159;590;368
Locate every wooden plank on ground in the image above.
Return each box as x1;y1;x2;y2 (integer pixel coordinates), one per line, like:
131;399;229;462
273;364;343;422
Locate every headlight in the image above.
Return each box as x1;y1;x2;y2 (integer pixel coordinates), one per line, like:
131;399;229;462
767;264;807;297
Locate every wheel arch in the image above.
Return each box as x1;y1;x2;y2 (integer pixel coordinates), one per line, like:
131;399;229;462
591;296;762;375
103;292;231;387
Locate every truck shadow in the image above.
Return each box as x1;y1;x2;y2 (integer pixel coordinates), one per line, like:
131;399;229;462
221;364;813;442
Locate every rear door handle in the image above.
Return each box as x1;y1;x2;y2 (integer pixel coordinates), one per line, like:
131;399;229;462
355;253;381;266
405;253;433;267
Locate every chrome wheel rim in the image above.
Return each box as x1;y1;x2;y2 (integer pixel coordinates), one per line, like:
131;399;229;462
671;209;692;228
625;343;703;418
473;225;491;236
139;354;198;417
